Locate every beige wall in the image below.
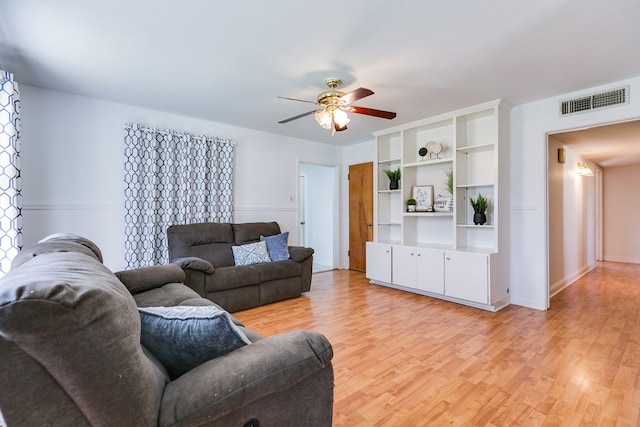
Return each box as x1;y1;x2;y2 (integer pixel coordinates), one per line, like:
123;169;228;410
603;164;640;263
548;138;597;296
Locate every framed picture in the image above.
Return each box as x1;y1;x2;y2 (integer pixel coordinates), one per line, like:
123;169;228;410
412;185;434;212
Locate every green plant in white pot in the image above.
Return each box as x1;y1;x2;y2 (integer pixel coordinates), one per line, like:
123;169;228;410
383;168;401;190
469;193;488;225
406;198;417;212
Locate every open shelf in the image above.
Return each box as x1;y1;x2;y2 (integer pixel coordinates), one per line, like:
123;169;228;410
369;99;509;311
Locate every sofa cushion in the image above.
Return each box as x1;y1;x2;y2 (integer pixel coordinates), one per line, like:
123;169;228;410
167;223;235;267
260;231;290;261
203;265;262;292
39;232;104;262
138;306;252;379
232;241;271;266
115;263;186;295
232;221;281;245
11;239;102;270
252;259;302;282
131;281;246;328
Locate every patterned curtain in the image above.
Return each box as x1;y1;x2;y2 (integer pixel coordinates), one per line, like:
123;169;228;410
0;70;22;275
123;124;235;268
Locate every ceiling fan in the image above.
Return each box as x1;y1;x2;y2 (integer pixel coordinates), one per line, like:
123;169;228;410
278;78;397;135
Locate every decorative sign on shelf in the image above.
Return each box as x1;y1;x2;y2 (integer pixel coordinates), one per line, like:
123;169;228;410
418;140;444;160
412;185;434;212
433;194;453;213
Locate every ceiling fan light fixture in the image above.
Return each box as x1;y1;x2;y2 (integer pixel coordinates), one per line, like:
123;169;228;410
314;109;332;129
333;108;350;128
278;78;396;134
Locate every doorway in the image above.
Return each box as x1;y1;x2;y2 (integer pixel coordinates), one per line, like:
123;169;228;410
546;118;640;303
299;162;337;273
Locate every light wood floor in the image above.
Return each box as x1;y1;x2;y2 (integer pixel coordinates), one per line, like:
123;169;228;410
234;262;640;426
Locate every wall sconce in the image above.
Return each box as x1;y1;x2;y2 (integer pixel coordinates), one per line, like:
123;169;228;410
557;148;566;164
576;162;594;176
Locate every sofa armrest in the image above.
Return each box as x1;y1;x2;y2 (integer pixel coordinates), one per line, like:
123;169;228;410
115;264;186;295
173;256;215;274
159;330;332;425
288;246;314;262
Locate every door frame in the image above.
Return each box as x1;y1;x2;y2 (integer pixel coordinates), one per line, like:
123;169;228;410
297;159;340;270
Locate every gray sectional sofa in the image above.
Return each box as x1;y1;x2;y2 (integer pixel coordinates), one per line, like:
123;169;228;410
168;222;314;312
0;234;333;426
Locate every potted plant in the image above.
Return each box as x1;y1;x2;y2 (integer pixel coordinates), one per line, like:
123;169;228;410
444;169;454;195
406;198;417;212
469;193;488;225
383;168;401;190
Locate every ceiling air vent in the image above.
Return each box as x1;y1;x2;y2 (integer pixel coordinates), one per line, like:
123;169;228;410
560;86;629;116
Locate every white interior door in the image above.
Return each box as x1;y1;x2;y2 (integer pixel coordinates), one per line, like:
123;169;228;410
299;162;336;270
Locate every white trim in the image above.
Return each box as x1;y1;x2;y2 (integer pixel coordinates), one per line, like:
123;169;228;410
23;203;122;211
234;206;296;212
603;256;640;264
549;264;596;298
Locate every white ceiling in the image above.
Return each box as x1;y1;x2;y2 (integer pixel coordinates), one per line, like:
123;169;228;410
1;0;640;162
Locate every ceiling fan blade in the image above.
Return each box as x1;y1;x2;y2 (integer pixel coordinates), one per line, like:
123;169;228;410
340;87;374;105
278;110;316;124
277;96;318;105
347;105;397;120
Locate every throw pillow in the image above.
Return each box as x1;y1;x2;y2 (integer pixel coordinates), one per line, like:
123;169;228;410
231;240;271;265
138;306;252;378
260;232;290;261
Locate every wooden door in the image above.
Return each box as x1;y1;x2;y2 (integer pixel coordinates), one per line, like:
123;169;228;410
349;162;373;271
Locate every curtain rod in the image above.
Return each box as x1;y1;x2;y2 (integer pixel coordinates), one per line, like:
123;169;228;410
124;123;234;144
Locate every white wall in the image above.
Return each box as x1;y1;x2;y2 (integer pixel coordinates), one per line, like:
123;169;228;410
603;164;640;263
510;76;640;310
19;85;343;271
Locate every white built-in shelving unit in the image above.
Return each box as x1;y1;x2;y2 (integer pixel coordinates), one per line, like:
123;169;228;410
366;100;510;311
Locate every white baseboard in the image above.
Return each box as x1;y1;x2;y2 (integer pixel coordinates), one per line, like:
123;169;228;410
549;264;596;298
603;255;640;264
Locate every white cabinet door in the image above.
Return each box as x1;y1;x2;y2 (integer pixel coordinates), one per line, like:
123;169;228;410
444;251;488;304
415;248;444;294
392;245;417;287
366;242;392;283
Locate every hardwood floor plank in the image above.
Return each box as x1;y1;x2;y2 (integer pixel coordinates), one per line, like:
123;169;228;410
234;262;640;425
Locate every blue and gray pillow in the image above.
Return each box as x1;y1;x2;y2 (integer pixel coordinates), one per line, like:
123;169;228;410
231;240;271;265
260;231;290;261
138;305;252;378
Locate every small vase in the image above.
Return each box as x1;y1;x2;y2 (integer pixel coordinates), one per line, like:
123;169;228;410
389;180;399;190
407;205;415;212
473;213;487;225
